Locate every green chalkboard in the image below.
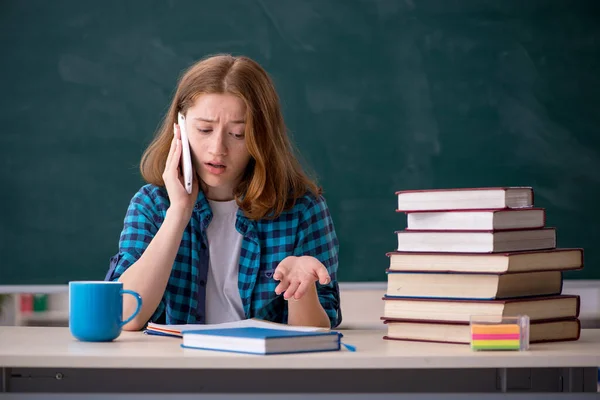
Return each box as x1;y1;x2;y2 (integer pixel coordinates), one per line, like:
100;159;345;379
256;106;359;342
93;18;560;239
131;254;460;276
2;0;599;284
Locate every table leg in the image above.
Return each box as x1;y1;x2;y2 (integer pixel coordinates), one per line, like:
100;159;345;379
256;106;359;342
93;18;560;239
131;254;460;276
1;367;7;392
498;368;508;393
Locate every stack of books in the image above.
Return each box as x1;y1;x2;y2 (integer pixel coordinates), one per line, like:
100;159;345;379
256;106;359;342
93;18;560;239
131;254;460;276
382;187;583;345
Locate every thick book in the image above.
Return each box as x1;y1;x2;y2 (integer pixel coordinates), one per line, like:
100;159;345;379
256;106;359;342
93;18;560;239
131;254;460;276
385;270;563;300
382;318;580;345
396;187;534;212
145;318;326;338
382;294;580;323
181;327;342;355
396;228;556;253
405;208;545;231
386;248;584;273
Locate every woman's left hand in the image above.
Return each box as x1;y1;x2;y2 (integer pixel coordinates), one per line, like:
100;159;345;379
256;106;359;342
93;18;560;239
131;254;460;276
273;256;330;300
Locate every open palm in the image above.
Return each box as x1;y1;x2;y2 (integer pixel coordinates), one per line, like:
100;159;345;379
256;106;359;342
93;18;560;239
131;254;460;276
273;256;330;300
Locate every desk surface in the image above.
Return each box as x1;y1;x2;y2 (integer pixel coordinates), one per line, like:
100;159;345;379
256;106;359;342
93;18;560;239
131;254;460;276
1;327;599;370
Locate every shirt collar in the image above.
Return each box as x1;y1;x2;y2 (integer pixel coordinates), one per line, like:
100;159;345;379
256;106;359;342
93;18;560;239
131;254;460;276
193;190;211;214
193;191;256;238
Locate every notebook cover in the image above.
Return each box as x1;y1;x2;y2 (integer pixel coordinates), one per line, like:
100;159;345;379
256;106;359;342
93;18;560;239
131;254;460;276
144;329;181;338
183;327;340;339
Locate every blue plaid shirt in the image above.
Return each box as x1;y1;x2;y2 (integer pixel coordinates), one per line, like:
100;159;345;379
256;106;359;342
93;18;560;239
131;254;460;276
105;184;342;328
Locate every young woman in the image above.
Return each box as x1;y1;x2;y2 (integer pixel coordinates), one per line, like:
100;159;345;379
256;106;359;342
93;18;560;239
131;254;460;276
105;54;341;331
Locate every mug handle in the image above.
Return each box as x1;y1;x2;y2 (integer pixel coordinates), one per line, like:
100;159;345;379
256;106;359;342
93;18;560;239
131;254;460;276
120;289;143;326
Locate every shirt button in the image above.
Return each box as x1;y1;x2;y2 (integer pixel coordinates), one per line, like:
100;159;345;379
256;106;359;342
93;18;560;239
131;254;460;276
194;203;199;210
201;243;207;249
199;280;206;287
198;314;204;322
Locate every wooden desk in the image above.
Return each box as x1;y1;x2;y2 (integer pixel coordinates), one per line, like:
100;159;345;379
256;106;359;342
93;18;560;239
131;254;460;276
1;327;599;393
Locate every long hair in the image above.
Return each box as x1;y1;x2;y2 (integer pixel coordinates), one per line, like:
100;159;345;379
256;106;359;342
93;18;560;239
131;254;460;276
140;54;320;220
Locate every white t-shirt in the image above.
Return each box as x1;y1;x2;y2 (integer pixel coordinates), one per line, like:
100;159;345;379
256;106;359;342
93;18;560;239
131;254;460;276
204;199;246;324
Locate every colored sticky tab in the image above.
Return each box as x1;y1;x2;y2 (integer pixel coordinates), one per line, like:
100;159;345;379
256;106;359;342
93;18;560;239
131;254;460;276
471;324;520;335
470;315;530;352
471;333;520;340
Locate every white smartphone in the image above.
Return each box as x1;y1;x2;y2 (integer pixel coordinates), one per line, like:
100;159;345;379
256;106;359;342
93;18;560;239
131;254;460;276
177;112;193;194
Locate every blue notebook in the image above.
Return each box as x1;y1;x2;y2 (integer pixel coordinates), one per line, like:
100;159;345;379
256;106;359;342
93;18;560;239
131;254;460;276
181;327;343;355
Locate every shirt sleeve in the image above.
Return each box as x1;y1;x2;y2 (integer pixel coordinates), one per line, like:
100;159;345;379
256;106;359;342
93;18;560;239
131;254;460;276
293;194;342;328
104;186;166;323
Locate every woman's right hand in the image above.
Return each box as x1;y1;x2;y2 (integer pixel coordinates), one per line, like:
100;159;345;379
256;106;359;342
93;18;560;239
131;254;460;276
163;123;199;219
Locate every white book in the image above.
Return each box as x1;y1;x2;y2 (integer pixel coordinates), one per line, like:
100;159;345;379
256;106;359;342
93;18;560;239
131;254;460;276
386;248;583;273
396;187;534;211
181;327;342;355
406;208;545;230
396;227;556;253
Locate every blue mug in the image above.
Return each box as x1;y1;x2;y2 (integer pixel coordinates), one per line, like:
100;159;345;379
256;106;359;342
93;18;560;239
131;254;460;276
69;281;142;342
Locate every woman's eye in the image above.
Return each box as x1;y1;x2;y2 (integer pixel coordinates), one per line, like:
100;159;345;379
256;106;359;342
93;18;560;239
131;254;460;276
198;129;212;134
231;133;245;139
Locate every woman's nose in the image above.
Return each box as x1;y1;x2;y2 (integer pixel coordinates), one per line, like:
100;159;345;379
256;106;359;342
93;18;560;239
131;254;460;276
209;131;227;156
